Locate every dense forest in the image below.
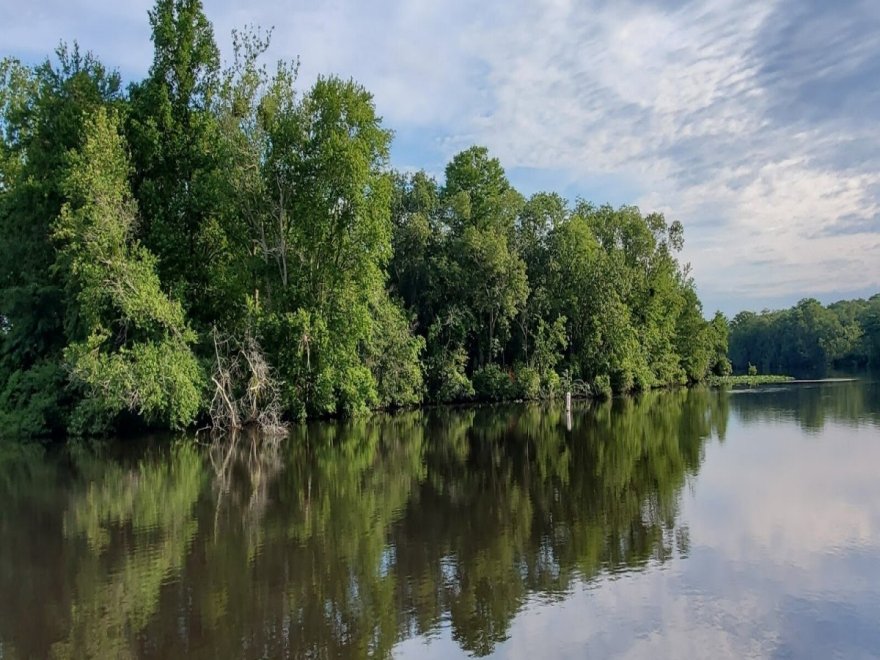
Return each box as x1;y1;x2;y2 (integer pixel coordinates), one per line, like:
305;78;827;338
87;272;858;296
729;296;880;375
0;0;731;438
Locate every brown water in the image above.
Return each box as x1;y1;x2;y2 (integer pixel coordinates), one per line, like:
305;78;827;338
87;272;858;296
1;380;879;659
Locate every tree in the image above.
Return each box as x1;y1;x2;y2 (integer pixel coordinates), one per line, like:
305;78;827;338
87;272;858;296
442;146;519;234
708;312;732;375
0;1;737;436
55;108;203;433
126;0;228;325
0;47;122;436
220;67;403;417
675;282;713;382
729;297;866;374
363;294;425;409
437;148;528;367
859;296;880;365
388;170;441;324
546;212;649;391
513;193;566;364
267;76;394;415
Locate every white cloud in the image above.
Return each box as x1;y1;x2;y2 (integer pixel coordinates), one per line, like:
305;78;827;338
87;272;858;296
453;0;880;306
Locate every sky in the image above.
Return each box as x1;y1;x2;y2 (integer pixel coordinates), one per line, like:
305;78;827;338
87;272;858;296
2;0;879;315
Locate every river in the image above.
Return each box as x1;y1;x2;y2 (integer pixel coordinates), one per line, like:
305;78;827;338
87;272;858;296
1;379;878;658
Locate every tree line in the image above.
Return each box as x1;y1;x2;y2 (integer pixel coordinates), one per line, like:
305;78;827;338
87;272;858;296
0;0;729;437
729;296;880;375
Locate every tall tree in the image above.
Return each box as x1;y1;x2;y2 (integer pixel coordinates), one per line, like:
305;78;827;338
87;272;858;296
0;48;122;436
127;0;227;324
513;192;566;364
388;170;441;324
439;147;528;366
55;108;203;433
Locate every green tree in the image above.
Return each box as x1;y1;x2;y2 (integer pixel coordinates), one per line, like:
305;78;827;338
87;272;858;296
729;298;865;374
675;281;714;382
859;296;880;365
126;0;230;325
546;211;649;391
0;1;736;435
364;294;425;409
513;192;566;364
439;147;528;367
219;58;404;417
708;311;732;375
0;47;122;436
388;170;441;322
56;108;203;433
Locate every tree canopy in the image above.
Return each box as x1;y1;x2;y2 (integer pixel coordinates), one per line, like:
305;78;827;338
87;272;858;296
0;0;735;438
729;296;880;375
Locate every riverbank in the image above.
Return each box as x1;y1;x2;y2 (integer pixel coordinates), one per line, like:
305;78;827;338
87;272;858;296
707;374;794;387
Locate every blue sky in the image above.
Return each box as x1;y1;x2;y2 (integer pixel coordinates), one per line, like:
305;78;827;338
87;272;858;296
3;0;879;315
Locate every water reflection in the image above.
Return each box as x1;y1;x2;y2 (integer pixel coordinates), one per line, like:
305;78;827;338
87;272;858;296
727;379;880;431
0;440;204;659
0;382;877;659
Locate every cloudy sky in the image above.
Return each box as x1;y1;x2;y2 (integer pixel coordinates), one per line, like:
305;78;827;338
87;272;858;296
3;0;879;314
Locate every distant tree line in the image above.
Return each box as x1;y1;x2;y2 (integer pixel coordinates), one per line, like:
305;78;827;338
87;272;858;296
0;0;729;437
729;296;880;375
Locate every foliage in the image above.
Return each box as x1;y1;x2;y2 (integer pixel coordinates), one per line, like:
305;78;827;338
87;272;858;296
215;38;401;417
440;147;528;366
426;346;475;403
56;108;204;433
707;374;793;387
592;374;613;400
0;2;736;437
0;360;69;437
514;365;542;400
126;0;229;325
472;364;515;401
531;317;568;378
364;295;426;409
0;47;122;437
542;369;562;398
729;296;876;375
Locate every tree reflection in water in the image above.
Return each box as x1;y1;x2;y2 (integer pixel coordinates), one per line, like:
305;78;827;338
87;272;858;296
0;386;742;658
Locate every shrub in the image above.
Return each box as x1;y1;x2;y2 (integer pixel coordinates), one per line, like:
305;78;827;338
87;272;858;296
0;362;68;438
593;374;612;400
542;370;562;398
365;295;425;409
514;365;541;400
610;369;634;394
713;356;733;376
473;364;514;401
337;365;378;416
428;347;475;402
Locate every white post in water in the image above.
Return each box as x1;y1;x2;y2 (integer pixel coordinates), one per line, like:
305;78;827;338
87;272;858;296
565;391;572;431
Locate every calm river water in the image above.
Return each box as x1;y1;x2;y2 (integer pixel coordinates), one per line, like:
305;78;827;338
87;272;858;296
1;380;879;659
